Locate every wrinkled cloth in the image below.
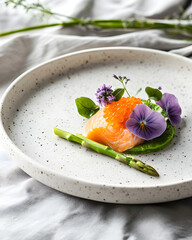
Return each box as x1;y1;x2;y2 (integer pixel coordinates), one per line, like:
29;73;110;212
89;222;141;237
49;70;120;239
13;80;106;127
0;1;192;240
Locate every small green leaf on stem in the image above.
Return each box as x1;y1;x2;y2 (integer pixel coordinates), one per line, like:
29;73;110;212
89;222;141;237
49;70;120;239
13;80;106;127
75;97;100;119
135;88;142;96
145;86;162;101
112;88;124;101
113;74;131;97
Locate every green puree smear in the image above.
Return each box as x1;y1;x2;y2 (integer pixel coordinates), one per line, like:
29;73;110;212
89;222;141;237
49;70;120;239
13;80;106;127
124;122;175;155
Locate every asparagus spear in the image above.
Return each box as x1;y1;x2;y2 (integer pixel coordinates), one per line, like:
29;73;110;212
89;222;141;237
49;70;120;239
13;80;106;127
54;128;159;177
3;1;192;39
1;19;192;38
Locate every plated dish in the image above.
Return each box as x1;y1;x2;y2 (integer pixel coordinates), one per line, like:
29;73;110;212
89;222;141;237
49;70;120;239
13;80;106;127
55;75;181;177
0;47;191;203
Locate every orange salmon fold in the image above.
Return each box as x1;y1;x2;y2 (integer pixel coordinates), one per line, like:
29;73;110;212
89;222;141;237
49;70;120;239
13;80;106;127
85;99;144;153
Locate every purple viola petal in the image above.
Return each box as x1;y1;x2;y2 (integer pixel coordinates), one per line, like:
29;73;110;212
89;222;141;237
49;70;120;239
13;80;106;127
156;93;182;126
130;104;152;122
126;104;167;141
168;114;181;126
155;98;165;110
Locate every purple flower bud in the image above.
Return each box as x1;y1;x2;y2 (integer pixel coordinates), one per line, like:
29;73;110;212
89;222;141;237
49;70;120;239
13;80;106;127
156;93;182;126
126;104;167;141
158;86;162;90
95;84;115;107
125;78;130;84
113;74;118;79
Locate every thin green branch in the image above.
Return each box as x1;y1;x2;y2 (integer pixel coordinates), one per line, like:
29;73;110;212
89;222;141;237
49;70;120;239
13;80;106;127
122;81;131;97
0;23;60;37
4;0;79;21
2;0;192;39
0;21;80;37
91;19;192;34
0;18;192;39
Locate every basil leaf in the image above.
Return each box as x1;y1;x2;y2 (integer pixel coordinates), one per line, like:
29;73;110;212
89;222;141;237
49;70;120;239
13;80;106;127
124;121;175;154
75;97;100;119
112;88;124;101
145;87;162;101
142;100;168;120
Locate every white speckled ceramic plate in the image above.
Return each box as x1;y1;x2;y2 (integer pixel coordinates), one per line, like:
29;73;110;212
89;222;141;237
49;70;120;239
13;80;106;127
0;47;192;204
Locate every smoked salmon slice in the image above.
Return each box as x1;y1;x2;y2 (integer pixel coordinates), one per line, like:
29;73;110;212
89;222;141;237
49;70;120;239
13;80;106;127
85;97;144;152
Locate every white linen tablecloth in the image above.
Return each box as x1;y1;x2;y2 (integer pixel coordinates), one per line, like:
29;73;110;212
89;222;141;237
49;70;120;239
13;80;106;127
0;1;192;239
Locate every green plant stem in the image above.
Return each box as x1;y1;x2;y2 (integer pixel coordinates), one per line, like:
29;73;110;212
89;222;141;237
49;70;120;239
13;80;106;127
122;81;131;97
92;19;192;33
0;23;59;37
54;128;159;177
0;21;79;37
1;18;192;38
4;1;191;35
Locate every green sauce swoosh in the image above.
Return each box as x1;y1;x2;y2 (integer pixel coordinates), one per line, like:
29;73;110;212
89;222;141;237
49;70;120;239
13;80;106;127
124;122;175;155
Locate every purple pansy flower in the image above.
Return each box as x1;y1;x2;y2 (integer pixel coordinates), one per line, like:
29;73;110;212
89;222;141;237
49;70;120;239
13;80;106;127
95;84;115;107
156;93;182;126
126;104;167;141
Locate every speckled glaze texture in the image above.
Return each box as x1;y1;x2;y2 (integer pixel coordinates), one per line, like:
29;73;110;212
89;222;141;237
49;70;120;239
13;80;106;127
0;47;192;204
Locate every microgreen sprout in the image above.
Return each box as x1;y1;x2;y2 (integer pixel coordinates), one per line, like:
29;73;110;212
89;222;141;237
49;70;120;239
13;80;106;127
113;74;131;97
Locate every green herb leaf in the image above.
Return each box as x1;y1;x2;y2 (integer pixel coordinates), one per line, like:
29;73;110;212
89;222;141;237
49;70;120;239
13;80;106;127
75;97;100;119
112;88;124;101
142;100;168;120
124;121;175;154
135;88;142;96
145;87;162;101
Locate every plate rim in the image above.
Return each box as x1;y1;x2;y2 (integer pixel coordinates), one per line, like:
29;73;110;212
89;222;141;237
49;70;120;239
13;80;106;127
1;46;192;201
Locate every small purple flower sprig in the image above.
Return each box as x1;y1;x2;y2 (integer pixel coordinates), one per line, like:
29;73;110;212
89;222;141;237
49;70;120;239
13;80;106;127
95;75;131;106
95;74;142;107
113;74;142;98
76;75;127;118
95;84;115;107
113;74;131;97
